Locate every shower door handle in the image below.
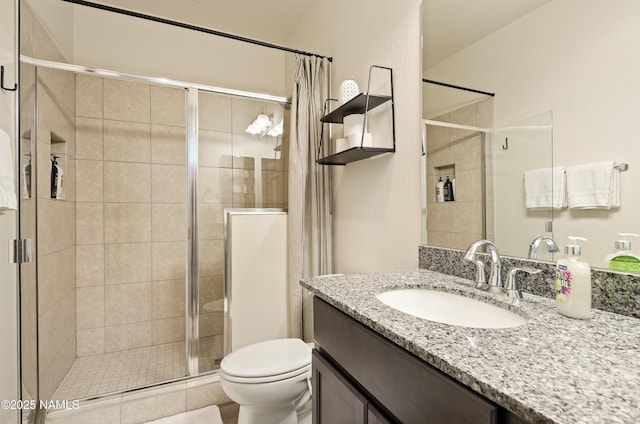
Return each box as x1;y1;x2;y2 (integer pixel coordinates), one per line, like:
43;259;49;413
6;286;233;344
9;239;33;264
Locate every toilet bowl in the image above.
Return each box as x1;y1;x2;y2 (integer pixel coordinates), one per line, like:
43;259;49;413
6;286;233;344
220;338;312;424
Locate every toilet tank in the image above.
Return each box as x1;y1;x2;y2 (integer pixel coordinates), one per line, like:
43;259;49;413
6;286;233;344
224;209;288;352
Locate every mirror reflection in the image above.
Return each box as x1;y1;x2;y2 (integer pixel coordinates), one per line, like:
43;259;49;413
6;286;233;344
493;112;554;260
422;0;640;269
422;88;494;252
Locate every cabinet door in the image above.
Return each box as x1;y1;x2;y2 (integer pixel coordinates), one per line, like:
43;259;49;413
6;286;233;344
368;404;393;424
312;350;367;424
314;297;499;424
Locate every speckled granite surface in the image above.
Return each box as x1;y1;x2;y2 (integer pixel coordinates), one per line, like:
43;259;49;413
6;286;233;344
301;270;640;424
419;245;640;318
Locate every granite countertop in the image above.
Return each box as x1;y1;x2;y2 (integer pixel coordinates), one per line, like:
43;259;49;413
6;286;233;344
301;269;640;424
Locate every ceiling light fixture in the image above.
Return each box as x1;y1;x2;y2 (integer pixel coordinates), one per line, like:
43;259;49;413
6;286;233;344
267;119;284;137
245;112;282;137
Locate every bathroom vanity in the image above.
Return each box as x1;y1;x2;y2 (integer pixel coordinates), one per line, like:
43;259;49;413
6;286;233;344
302;270;640;424
312;297;524;423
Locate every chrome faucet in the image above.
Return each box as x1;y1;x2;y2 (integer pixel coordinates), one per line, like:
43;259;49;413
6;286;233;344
463;240;502;292
528;236;559;259
505;266;542;301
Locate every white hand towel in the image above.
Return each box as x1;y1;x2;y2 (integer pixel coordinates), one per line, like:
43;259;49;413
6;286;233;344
523;167;567;209
566;161;620;209
0;128;17;211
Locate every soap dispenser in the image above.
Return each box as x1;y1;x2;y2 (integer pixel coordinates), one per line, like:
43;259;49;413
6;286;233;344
604;233;640;273
443;176;454;201
50;155;59;199
50;155;64;199
555;236;591;319
436;177;444;203
23;153;31;199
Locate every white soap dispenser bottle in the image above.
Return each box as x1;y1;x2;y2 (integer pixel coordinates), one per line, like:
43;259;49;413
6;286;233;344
604;233;640;273
555;236;591;319
436;177;444;203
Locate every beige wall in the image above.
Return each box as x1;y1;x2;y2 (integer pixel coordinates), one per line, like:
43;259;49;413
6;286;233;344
26;0;289;98
288;0;423;275
72;5;288;96
425;99;492;250
0;0;19;421
23;0;74;60
25;0;289;97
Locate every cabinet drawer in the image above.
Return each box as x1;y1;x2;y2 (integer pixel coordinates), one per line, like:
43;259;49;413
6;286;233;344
314;297;498;424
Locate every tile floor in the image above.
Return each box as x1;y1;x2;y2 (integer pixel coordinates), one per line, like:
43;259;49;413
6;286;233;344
219;402;240;424
52;336;224;401
147;405;223;424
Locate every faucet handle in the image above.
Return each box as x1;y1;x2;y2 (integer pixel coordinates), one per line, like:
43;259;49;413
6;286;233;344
470;259;489;290
506;266;542;300
472;260;487;284
463;254;489;289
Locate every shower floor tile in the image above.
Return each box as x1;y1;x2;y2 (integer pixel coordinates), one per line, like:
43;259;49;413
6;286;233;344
52;336;224;401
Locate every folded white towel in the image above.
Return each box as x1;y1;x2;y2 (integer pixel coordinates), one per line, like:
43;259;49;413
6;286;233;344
0;128;17;211
523;167;567;209
566;161;620;209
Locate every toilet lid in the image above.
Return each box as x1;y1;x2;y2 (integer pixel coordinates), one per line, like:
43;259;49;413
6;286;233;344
221;338;311;378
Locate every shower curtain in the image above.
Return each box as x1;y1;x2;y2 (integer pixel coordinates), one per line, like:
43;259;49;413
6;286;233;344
288;55;332;341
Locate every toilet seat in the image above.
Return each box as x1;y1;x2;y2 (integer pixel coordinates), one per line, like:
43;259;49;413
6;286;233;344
221;363;310;384
220;338;312;384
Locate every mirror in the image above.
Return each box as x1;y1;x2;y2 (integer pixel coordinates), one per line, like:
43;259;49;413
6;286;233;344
422;0;640;268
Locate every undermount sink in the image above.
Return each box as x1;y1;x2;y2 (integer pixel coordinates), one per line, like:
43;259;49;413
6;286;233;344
376;289;528;329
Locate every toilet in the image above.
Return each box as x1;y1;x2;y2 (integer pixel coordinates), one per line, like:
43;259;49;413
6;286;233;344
220;338;312;424
221;211;311;423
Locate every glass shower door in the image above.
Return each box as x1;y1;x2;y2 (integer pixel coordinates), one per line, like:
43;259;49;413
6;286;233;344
17;57;289;412
195;89;233;373
195;89;288;372
69;78;191;393
19;64;194;405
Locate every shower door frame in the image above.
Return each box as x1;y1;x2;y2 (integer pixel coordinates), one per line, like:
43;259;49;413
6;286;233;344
20;55;289;384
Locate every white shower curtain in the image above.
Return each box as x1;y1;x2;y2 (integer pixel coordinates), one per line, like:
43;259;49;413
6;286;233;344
288;55;332;341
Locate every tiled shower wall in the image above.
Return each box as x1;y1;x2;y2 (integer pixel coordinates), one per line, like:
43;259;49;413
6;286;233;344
34;68;78;401
74;76;288;357
425;98;493;250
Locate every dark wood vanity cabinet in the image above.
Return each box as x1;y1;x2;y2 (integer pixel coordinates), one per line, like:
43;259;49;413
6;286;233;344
312;297;528;424
313;350;392;424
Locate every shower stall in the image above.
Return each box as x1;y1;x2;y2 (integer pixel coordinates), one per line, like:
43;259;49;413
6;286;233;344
421;78;495;250
18;55;290;418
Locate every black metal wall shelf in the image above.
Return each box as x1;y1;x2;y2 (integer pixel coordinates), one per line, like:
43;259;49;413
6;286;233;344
320;94;392;124
317;146;394;166
317;65;395;166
